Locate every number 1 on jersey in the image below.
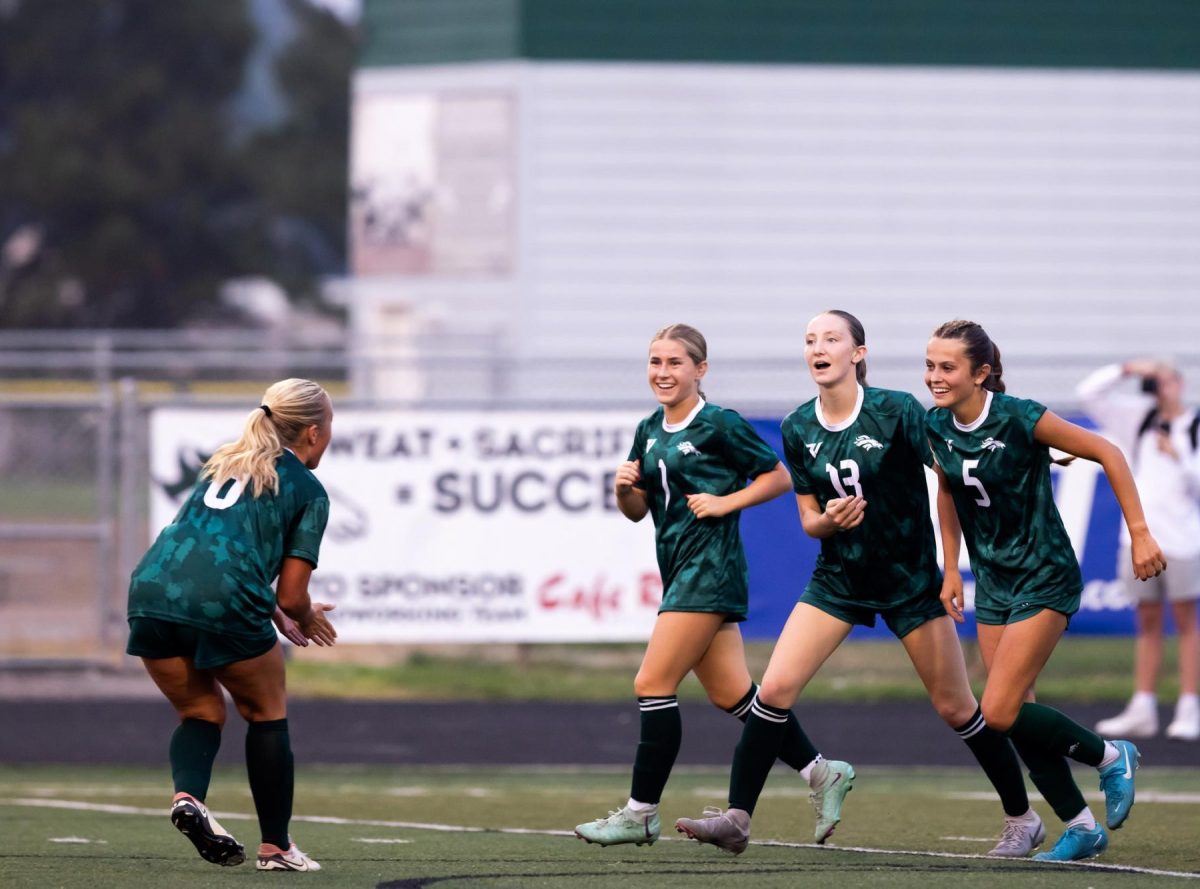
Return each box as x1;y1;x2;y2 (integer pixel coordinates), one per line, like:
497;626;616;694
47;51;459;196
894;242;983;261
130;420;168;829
825;459;863;499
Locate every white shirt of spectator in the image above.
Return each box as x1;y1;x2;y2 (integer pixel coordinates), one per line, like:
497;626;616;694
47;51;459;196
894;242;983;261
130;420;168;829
1076;364;1200;559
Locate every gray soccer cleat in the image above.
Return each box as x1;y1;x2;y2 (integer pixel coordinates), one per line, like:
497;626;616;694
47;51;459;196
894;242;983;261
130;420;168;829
674;806;751;855
987;812;1047;857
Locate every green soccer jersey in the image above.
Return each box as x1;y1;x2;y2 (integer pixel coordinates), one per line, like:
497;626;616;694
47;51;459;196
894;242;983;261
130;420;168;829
629;400;782;619
128;449;330;637
925;390;1082;606
782;386;941;607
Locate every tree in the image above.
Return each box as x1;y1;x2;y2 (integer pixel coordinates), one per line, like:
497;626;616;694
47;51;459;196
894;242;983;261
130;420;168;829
238;0;355;303
0;0;355;328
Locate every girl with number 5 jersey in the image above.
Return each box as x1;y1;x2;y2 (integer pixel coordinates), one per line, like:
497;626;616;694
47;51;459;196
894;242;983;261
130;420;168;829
925;319;1167;862
676;310;1037;857
574;323;808;849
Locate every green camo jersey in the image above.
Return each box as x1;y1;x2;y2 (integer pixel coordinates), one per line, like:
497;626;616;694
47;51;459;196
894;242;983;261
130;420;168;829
629;400;781;619
128;449;329;637
926;390;1082;605
782;386;941;607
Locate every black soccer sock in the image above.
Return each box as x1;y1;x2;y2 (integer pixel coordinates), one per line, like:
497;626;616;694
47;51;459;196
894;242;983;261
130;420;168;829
954;707;1029;817
170;718;222;800
727;683;819;772
728;698;789;816
245;718;293;849
1010;734;1087;823
169;718;222;801
629;696;682;805
1008;702;1105;766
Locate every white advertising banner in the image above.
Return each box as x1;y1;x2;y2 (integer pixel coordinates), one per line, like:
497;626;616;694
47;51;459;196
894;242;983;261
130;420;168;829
148;410;661;642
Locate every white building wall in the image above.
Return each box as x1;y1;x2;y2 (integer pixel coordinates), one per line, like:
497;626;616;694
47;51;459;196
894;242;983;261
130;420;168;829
350;62;1200;411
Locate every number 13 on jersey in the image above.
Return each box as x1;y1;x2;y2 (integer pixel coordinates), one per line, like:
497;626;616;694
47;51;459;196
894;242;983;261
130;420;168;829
825;459;863;499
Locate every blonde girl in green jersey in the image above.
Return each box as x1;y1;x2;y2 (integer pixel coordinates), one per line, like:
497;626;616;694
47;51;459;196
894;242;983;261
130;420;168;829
926;319;1166;862
574;323;800;849
126;379;337;872
677;310;1038;857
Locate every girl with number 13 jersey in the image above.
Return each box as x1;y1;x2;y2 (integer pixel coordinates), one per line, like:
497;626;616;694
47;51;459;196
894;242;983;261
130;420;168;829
676;311;1035;858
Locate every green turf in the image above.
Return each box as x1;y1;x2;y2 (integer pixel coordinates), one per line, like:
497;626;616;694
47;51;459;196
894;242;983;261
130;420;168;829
284;636;1180;703
1;764;1196;887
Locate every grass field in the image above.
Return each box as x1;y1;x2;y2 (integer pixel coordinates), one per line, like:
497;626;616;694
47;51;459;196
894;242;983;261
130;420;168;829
282;637;1189;704
2;764;1196;887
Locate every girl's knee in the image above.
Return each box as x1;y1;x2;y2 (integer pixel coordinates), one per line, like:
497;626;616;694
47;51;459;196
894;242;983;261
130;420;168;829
634;672;675;699
931;696;977;728
980;698;1017;733
756;678;795;710
177;700;226;727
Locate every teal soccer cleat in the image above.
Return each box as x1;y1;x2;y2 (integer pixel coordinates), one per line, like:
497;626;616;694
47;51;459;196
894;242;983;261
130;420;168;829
1098;740;1140;829
810;759;855;844
1032;823;1108;862
575;807;660;847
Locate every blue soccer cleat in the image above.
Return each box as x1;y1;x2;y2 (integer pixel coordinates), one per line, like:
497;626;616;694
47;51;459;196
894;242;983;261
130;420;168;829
1098;739;1140;830
1032;823;1108;862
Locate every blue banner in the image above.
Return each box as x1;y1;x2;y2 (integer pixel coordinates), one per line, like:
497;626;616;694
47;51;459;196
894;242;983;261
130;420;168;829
741;416;1134;640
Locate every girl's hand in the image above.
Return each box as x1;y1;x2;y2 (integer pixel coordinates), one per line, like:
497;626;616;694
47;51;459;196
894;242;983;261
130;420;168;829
614;460;642;492
824;495;866;531
299;603;338;646
1130;530;1167;580
686;492;730;519
940;571;965;624
272;606;308;646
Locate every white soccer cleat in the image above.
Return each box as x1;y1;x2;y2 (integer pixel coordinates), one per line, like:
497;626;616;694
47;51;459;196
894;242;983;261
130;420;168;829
257;841;322;872
1095;698;1158;739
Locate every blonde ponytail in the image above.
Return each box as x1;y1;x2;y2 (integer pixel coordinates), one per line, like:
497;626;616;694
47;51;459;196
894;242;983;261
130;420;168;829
202;378;331;498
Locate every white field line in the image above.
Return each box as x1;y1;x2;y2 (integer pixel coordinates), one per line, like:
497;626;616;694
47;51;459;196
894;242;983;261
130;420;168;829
948;790;1200;804
3;797;1198;879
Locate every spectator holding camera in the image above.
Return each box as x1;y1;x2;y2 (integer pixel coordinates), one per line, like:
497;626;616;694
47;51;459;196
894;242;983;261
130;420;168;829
1077;359;1200;741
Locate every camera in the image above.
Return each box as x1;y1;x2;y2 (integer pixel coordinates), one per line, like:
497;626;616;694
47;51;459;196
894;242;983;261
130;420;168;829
1141;376;1159;395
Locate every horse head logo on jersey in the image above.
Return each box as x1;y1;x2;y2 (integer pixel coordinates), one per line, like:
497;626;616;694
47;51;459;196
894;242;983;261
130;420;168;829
981;437;1007;451
677;441;702;456
853;435;884;451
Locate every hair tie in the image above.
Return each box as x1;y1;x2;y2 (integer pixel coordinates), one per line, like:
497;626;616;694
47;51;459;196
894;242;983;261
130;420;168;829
259;404;273;418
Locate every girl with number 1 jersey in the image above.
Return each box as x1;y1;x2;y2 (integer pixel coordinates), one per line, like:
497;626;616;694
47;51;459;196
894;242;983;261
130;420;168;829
574;323;806;849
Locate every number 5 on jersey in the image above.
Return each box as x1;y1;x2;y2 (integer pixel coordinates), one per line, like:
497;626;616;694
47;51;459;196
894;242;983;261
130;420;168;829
962;458;991;507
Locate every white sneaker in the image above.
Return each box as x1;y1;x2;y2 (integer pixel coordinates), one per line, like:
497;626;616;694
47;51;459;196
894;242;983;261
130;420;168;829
987;811;1046;857
257;841;321;872
1095;698;1158;738
1166;697;1200;741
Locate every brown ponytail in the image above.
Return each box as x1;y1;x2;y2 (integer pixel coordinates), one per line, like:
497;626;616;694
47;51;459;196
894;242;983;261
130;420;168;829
931;319;1005;393
825;309;868;384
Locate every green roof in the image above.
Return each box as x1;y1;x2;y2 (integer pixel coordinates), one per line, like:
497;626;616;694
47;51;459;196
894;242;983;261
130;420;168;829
360;0;1200;70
